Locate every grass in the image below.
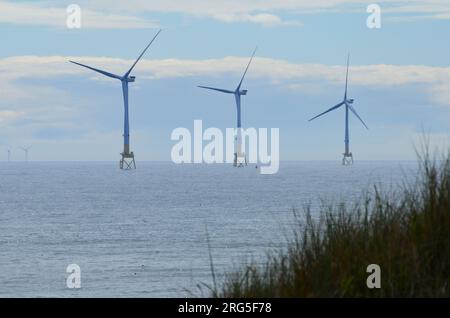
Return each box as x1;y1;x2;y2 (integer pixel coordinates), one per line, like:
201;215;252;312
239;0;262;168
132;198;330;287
212;148;450;298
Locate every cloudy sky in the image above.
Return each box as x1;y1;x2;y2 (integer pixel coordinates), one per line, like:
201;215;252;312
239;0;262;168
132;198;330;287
0;0;449;161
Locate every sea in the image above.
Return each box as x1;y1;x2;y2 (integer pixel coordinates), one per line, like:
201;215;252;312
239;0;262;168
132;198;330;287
0;161;418;297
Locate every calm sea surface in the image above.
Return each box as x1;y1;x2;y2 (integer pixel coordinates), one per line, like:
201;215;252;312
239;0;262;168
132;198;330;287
0;161;417;297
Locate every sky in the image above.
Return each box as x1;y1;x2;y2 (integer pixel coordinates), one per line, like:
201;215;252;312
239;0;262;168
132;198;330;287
0;0;449;161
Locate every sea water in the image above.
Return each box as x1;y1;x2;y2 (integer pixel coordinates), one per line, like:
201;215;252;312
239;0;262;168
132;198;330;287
0;161;417;297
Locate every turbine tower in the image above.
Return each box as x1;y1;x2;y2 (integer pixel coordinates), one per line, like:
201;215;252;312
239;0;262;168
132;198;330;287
309;55;368;165
70;29;161;170
20;146;31;162
198;47;257;167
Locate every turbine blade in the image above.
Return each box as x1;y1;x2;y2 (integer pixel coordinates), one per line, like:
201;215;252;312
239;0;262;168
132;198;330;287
70;61;121;79
344;54;350;98
348;104;369;129
309;101;345;122
198;86;235;94
237;46;257;90
125;29;162;77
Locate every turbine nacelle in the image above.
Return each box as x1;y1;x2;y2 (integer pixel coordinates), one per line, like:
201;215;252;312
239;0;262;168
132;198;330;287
198;48;256;98
346;98;354;104
127;76;136;83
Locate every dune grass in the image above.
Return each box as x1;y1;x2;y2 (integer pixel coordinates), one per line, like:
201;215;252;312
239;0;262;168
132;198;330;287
214;149;450;298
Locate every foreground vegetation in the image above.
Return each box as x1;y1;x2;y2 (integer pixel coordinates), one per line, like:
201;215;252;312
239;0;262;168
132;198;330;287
214;149;450;297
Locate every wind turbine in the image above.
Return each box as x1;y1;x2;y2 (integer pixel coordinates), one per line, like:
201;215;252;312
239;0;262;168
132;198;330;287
308;55;368;165
198;47;257;167
70;29;162;170
7;149;11;162
20;146;31;162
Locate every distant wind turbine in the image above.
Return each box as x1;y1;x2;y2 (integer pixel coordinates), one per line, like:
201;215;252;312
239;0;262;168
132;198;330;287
7;149;11;162
309;54;368;165
20;146;31;162
70;29;162;170
198;47;257;167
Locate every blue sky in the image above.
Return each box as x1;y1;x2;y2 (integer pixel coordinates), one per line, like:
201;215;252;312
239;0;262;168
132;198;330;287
0;0;449;161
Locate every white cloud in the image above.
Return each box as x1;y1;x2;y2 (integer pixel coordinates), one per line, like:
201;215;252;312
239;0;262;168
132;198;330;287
83;0;450;22
0;0;449;29
0;1;157;29
1;55;450;105
211;13;302;27
0;110;25;122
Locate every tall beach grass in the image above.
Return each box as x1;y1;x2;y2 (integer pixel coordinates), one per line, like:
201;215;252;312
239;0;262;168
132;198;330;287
213;148;450;297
